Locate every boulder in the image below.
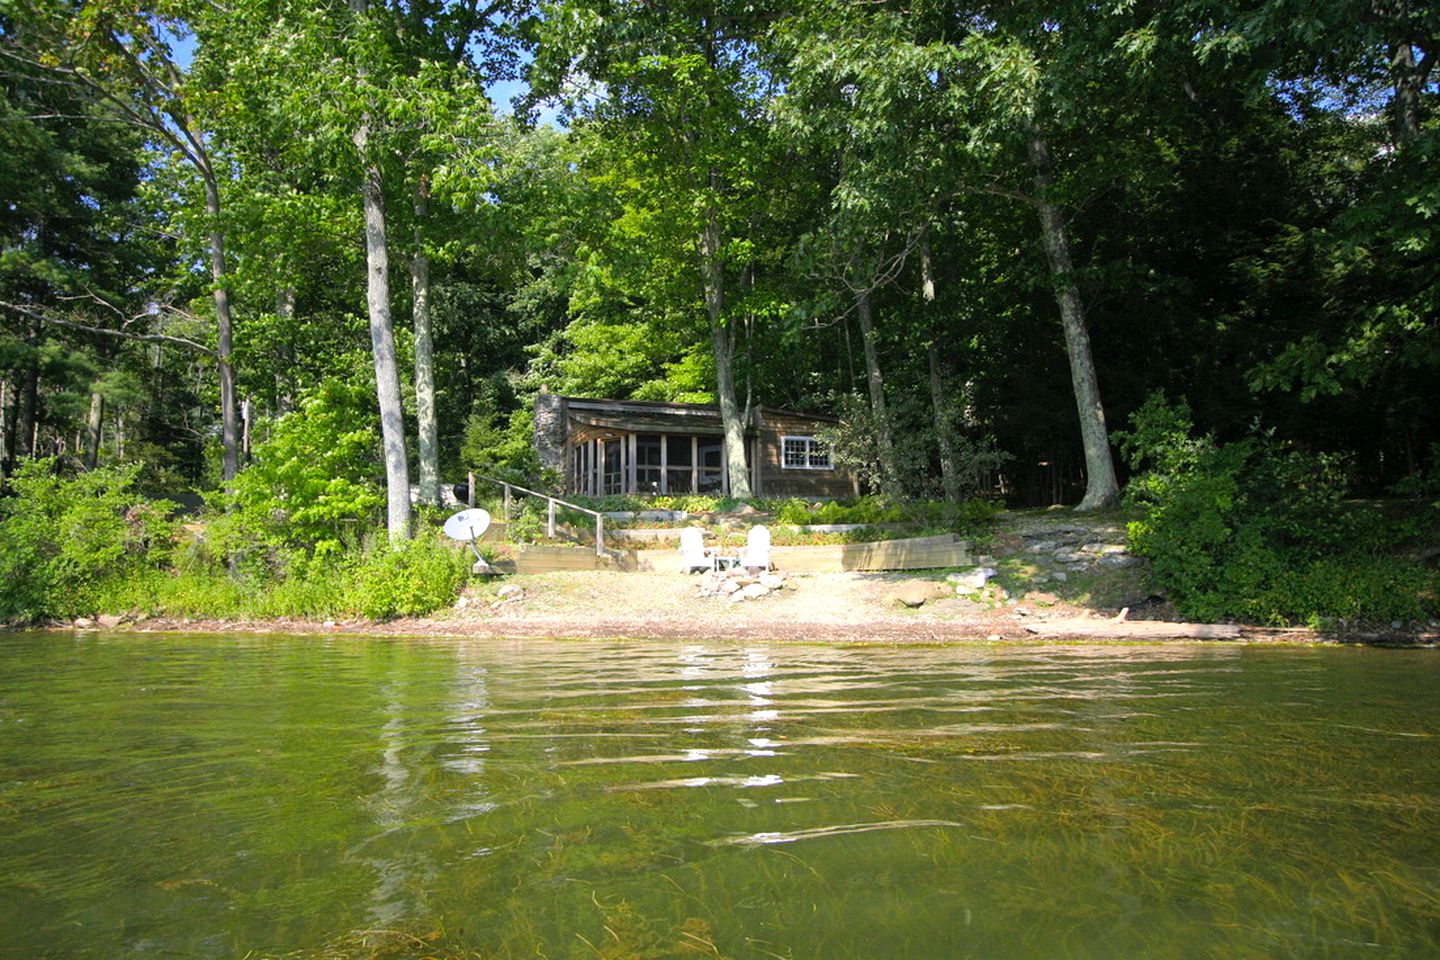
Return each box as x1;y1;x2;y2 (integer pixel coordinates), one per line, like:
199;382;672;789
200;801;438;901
759;573;786;590
1025;592;1060;607
496;584;524;600
719;580;743;595
741;583;769;601
73;617;95;629
892;580;949;608
97;614;124;629
948;566;998;591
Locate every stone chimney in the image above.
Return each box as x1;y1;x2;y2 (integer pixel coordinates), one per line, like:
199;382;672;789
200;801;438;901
533;387;566;474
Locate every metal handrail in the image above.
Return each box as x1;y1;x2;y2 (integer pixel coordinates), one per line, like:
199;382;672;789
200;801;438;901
470;473;606;556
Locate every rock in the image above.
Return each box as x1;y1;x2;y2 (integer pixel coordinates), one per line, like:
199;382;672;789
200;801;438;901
455;595;470;609
471;557;493;575
741;583;769;601
496;584;524;600
322;620;337;629
893;580;950;608
1100;555;1141;568
97;614;123;629
1015;607;1031;617
759;573;786;590
986;634;1001;642
948;566;998;591
719;580;743;595
1055;551;1085;564
1026;592;1060;606
73;617;95;629
978;555;997;565
1050;571;1068;583
727;590;747;604
1025;540;1059;553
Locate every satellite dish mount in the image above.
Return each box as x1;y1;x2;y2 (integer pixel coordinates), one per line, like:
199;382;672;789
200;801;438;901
442;508;493;569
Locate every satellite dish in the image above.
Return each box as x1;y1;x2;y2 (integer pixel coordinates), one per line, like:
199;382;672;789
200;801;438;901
443;508;492;543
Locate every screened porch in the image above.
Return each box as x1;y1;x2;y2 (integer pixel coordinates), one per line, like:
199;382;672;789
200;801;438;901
568;429;759;497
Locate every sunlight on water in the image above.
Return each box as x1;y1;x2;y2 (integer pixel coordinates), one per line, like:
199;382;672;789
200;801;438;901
1;634;1437;958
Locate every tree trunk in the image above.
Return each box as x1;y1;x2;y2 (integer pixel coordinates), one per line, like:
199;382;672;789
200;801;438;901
1389;38;1422;145
84;391;103;469
1379;0;1424;145
0;379;7;474
202;176;239;484
1025;122;1120;511
855;288;897;494
411;175;440;507
14;350;38;465
920;235;960;502
352;0;412;541
275;287;296;416
700;210;751;497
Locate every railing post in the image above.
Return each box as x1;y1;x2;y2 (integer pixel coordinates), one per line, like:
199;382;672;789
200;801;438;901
548;498;556;538
467;472;475;508
503;483;512;518
595;514;604;556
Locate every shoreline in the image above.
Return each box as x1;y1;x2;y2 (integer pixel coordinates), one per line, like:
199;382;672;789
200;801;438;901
41;605;1439;648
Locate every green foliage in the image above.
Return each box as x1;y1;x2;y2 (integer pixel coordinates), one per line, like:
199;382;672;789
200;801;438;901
0;459;176;622
343;532;471;620
1120;394;1439;625
218;380;385;558
460;403;543;484
98;528;472;622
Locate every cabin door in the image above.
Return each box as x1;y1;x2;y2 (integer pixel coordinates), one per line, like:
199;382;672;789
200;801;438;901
602;439;623;495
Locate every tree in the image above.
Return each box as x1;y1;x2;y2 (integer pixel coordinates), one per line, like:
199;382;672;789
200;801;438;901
3;0;245;482
534;0;790;497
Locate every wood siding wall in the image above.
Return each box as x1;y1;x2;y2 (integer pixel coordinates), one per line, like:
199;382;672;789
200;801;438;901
756;411;856;499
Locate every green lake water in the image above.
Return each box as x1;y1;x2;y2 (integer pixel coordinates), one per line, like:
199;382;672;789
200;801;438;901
1;634;1438;959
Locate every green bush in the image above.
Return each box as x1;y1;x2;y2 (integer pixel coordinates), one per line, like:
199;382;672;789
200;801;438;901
344;533;470;620
0;459;176;622
1118;393;1439;625
218;380;385;561
95;530;471;622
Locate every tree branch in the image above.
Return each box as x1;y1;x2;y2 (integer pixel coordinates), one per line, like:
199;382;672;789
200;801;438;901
0;301;217;357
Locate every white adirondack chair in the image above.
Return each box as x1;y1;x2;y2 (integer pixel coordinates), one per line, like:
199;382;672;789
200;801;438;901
679;527;712;573
739;524;773;571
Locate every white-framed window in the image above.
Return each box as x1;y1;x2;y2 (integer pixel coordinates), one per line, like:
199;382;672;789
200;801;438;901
781;435;832;470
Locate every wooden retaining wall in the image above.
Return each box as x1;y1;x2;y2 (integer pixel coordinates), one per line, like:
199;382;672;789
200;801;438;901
502;534;972;575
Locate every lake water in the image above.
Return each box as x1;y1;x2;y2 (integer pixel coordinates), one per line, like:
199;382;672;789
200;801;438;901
1;633;1437;959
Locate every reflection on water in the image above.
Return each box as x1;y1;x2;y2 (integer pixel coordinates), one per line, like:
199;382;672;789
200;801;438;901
1;635;1438;959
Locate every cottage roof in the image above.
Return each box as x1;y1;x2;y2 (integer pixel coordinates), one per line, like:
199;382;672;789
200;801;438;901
561;396;836;436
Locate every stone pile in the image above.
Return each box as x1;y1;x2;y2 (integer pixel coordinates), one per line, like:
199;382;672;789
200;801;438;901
695;567;790;602
1010;521;1140;583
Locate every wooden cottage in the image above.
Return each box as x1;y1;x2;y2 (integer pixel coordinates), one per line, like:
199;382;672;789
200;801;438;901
534;392;856;499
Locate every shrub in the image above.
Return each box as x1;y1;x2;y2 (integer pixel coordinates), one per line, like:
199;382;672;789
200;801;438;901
344;533;470;620
0;459;177;622
218;380;385;561
1118;392;1439;625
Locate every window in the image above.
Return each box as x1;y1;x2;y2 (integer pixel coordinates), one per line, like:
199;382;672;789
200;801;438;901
781;435;832;470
